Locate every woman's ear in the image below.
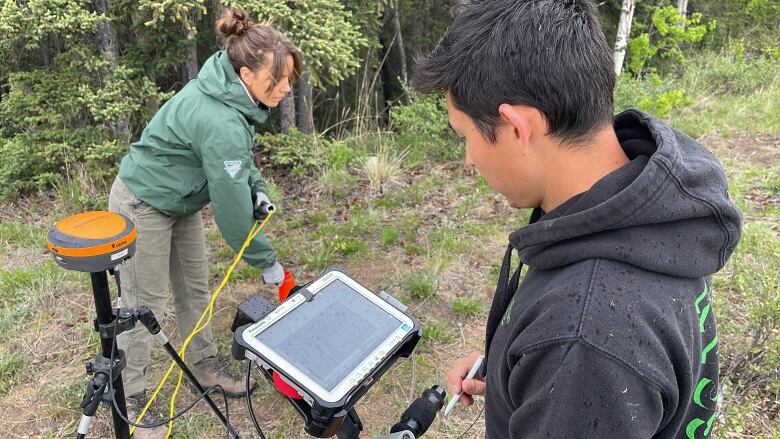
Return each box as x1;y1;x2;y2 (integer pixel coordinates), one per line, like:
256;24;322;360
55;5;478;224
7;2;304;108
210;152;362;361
498;104;531;155
239;66;255;85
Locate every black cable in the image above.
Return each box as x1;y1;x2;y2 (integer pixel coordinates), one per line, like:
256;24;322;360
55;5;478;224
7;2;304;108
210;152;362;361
245;361;267;439
105;309;232;436
455;403;485;439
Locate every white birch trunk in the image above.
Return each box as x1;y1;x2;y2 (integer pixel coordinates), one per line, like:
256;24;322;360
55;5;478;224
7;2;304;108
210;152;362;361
613;0;636;77
677;0;689;17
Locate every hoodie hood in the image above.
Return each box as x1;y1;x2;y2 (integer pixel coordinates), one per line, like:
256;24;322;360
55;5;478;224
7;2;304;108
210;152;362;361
509;109;742;278
197;51;269;126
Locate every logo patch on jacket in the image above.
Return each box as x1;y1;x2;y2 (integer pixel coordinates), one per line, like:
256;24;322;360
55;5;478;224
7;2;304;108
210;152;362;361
224;160;242;178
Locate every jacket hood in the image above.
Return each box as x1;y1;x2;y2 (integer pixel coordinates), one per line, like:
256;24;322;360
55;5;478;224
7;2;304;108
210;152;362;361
196;51;269;126
509;109;742;278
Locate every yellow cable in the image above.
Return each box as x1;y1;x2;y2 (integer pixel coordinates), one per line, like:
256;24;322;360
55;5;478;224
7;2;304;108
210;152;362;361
130;212;272;436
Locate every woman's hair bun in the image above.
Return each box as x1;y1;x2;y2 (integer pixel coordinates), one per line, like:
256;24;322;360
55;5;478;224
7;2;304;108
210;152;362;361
217;9;251;38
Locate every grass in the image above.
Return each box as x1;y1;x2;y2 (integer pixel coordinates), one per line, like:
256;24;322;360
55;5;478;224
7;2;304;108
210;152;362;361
360;142;408;193
300;246;335;271
0;262;69;343
379;228;400;247
0;221;47;249
318;167;358;199
616;53;780;138
0;352;27;395
404;271;438;300
420;322;454;347
452;298;483;317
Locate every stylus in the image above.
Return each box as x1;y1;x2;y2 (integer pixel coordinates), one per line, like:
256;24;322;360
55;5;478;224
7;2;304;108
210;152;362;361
444;355;484;416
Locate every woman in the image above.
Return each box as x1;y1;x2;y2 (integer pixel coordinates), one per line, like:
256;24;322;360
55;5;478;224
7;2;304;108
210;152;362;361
108;9;301;437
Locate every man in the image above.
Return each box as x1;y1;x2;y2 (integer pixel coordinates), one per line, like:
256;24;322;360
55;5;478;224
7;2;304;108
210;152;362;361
412;0;742;437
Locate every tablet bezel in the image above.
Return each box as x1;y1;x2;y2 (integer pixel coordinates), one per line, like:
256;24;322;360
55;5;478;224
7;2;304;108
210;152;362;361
241;269;415;403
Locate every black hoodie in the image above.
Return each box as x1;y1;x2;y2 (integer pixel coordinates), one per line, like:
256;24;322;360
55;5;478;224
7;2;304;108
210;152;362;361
483;110;742;439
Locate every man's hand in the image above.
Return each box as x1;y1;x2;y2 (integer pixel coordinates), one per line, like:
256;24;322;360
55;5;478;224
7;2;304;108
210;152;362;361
445;351;486;407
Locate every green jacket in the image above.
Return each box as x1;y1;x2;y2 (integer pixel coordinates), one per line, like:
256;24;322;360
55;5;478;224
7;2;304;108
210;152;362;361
118;50;276;268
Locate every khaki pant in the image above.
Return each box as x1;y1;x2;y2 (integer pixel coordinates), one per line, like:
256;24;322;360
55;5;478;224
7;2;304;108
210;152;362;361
109;177;218;397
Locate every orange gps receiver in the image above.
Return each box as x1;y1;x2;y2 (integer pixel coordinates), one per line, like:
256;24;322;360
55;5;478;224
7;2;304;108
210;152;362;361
47;211;137;273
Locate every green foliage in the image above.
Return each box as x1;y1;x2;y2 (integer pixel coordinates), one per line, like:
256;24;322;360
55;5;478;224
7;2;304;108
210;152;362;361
714;221;780;408
138;0;206;38
0;48;165;198
452;298;483;317
404;243;425;256
0;0;102;72
327;141;366;168
420;322;453;345
325;235;368;257
698;0;780;54
430;225;469;254
0;222;46;249
391;93;461;165
676;52;780;96
318;167;358;199
379;228;400;247
616;52;780;136
0;263;69;345
344;208;381;236
300;246;335;271
225;0;367;88
628;6;713;75
256;129;326;174
404;271;437;300
0;352;27;395
641;84;691;118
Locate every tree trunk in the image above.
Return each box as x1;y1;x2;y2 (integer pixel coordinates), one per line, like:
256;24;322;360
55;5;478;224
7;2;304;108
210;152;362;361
296;68;314;134
379;26;394;109
280;92;296;134
391;0;409;104
93;0;130;139
40;37;50;68
93;0;119;70
183;42;198;82
183;12;199;83
677;0;689;17
612;0;636;77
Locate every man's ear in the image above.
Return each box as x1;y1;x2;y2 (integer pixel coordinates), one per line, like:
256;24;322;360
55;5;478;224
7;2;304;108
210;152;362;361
498;104;531;155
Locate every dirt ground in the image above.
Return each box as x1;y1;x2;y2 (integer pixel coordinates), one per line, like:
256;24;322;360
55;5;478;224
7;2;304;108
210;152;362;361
0;132;777;438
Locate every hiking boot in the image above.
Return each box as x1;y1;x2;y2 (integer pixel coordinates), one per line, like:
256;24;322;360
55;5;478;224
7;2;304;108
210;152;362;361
125;391;169;439
192;356;256;398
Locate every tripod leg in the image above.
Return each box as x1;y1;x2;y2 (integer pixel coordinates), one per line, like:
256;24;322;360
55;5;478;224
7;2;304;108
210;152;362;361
91;271;130;439
137;306;239;439
76;374;108;439
335;408;363;439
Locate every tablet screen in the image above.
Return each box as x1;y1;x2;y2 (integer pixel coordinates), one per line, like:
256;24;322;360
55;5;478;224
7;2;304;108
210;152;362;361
255;279;403;391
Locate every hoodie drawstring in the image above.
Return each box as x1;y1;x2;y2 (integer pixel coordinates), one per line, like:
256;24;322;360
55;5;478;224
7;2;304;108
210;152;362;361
483;207;542;376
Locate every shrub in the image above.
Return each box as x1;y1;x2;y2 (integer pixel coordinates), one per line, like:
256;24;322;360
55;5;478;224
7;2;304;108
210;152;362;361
255;129;326;175
391;93;461;165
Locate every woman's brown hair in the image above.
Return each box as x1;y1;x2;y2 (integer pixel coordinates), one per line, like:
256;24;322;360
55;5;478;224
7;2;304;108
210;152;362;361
216;9;302;92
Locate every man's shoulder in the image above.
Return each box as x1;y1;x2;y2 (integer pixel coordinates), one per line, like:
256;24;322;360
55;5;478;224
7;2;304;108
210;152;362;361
507;258;702;388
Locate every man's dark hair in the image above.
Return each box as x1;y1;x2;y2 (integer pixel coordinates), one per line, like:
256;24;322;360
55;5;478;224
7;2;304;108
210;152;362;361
412;0;615;143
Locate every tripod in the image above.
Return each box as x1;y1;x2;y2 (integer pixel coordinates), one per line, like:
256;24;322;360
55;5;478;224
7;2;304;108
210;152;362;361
76;272;238;438
77;270;130;438
47;211;238;438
